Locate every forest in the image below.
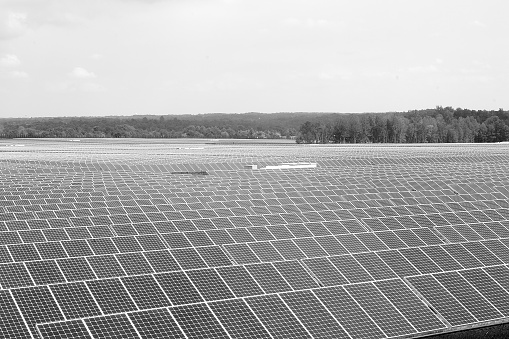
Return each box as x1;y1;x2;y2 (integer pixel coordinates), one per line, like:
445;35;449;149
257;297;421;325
297;106;509;143
1;106;508;143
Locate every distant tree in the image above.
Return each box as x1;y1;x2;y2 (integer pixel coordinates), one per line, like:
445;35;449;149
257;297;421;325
2;108;508;142
481;116;509;142
332;116;348;143
346;115;362;143
297;121;319;143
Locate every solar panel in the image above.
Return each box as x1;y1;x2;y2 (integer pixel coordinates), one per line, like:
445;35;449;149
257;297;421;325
281;290;350;338
129;308;185;339
406;275;477;326
85;314;140;339
374;279;446;332
2;140;509;338
246;294;312;338
38;320;92;339
209;299;272;339
345;283;416;337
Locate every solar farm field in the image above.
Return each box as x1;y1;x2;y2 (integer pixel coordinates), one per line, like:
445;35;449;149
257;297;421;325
1;138;509;339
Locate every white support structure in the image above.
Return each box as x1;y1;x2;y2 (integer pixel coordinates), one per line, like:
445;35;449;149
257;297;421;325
264;162;317;170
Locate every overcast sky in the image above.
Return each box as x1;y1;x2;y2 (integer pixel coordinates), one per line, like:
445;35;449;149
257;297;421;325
0;0;508;117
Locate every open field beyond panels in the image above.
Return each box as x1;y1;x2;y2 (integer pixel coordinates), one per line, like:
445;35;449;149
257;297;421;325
1;138;509;339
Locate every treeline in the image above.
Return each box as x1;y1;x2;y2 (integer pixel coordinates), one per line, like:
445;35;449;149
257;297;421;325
1;107;508;143
298;107;509;143
0;113;304;139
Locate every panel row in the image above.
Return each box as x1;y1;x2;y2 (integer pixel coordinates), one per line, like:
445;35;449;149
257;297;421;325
0;235;508;280
3;278;453;339
1;205;508;230
2;238;508;293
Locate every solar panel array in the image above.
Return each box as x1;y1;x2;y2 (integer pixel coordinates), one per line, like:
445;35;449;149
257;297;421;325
1;139;509;339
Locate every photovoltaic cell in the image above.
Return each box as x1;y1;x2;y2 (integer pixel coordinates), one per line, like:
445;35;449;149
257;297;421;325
86;278;137;314
85;314;140;339
271;240;307;260
314;286;385;339
57;257;96;282
483;265;509;292
128;308;185;339
121;274;171;309
399;248;442;274
38;320;92;339
0;290;32;339
170;303;230;339
116;252;154;275
459;268;509;316
210;299;272;339
281;290;350;338
223;243;261;264
186;268;235;301
376;250;420;277
245;263;293;293
353;252;397;280
462;242;503;266
419;246;463;272
328;255;372;283
406;275;476;326
433;271;503;321
12;286;65;337
170;248;208;269
374;279;446;332
345;282;416;337
35;242;68;260
248;241;285;262
0;263;34;288
293;237;328;257
142;250;180;272
196;246;233;267
154;271;204;305
8;244;41;262
355;232;389;251
441;243;483;269
26;260;66;285
273;260;319;290
216;265;264;297
302;257;347;286
336;234;369;253
246;294;311;339
50;282;102;319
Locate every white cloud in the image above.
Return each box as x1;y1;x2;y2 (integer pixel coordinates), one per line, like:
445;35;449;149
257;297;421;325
69;67;97;79
10;70;28;78
90;53;103;60
81;82;106;92
190;73;264;92
306;18;333;28
44;12;87;26
407;65;438;73
317;69;351;80
472;20;486;28
0;54;21;67
0;12;28;39
282;17;335;28
45;82;74;93
282;17;302;26
361;70;393;78
46;80;105;92
6;12;27;29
